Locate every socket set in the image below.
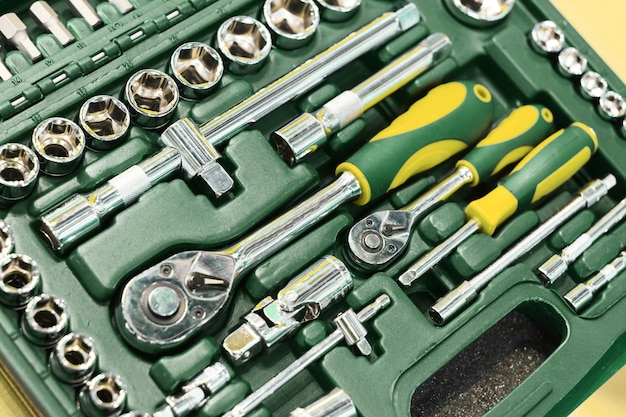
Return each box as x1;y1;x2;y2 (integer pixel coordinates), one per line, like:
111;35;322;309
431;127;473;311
0;0;625;416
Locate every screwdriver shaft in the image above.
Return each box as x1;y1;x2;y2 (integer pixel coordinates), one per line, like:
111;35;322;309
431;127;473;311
66;0;102;29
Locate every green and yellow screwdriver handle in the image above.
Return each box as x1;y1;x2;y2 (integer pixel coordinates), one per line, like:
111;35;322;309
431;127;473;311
466;122;599;235
458;104;555;187
336;81;494;206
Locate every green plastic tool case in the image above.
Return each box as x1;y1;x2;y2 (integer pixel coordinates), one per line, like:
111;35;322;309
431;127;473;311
1;0;626;416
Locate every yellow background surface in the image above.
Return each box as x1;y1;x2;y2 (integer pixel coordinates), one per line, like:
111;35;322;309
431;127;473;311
1;0;626;416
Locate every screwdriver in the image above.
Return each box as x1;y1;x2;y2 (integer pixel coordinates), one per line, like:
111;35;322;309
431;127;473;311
399;122;599;287
348;104;555;267
116;81;494;353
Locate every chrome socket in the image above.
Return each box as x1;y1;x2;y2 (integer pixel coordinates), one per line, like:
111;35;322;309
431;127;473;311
579;71;608;100
598;91;626;121
79;95;131;151
79;373;127;417
290;388;357;417
31;117;86;176
120;413;151;417
530;21;565;55
217;16;272;74
0;143;40;206
262;0;320;49
21;293;70;347
557;47;587;77
316;0;362;22
0;220;15;258
0;254;41;309
169;42;224;99
124;69;180;130
49;332;98;385
446;0;515;27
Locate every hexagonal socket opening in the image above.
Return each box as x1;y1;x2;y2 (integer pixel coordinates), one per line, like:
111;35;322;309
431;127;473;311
558;47;587;76
600;92;626;119
266;0;319;37
0;144;38;185
59;334;97;369
29;296;66;330
317;0;361;12
33;118;85;161
1;255;35;290
580;72;608;99
91;374;126;408
80;96;130;140
531;21;565;54
172;43;223;89
127;70;179;115
218;17;271;61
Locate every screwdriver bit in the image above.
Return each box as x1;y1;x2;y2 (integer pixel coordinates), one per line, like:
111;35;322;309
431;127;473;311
0;56;12;81
66;0;102;29
30;1;75;46
108;0;134;14
0;13;43;62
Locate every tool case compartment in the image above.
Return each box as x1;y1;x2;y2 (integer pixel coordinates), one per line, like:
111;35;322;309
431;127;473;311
0;0;625;416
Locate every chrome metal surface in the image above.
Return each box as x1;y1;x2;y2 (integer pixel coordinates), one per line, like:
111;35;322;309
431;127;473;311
316;0;362;22
32;117;86;176
447;0;515;27
223;255;352;364
0;220;14;259
349;165;473;267
538;197;626;285
598;91;626;120
125;69;180;129
429;175;616;325
40;147;181;253
290;389;357;417
21;293;70;347
79;95;131;150
170;42;223;99
0;143;39;205
580;71;608;100
272;32;451;164
216;16;272;74
263;0;320;49
78;373;127;417
530;21;565;55
557;47;587;77
0;253;41;308
49;333;98;385
223;295;390;417
117;172;361;352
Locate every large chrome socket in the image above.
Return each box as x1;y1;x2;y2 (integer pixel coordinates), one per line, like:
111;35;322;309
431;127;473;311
31;117;86;176
50;332;98;385
170;42;224;99
21;293;70;347
262;0;320;49
124;69;180;129
217;16;272;74
79;373;127;417
79;95;131;151
0;253;41;309
0;143;39;206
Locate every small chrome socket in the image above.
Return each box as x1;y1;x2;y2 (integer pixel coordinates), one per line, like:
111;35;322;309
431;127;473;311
125;69;180;130
217;16;272;74
79;95;131;151
446;0;515;28
530;20;565;55
170;42;224;99
22;293;70;347
598;91;626;121
32;117;86;176
79;373;127;417
579;71;608;100
0;253;41;309
557;47;587;77
0;143;39;206
262;0;320;49
49;332;98;385
0;220;15;258
120;412;151;417
316;0;362;22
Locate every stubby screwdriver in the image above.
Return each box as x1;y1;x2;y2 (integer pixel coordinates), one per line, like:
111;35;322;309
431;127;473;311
116;81;494;353
399;122;599;287
223;295;391;417
273;32;452;164
349;104;554;267
429;175;616;325
538;197;626;285
565;251;626;312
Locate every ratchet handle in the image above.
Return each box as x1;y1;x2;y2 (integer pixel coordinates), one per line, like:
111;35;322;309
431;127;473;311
336;81;494;205
457;104;555;185
466;122;598;235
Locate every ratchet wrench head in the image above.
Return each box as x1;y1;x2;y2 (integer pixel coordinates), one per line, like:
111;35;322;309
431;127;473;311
116;250;236;353
347;209;413;267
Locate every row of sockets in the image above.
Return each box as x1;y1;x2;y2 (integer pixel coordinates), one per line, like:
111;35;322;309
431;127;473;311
530;20;626;136
0;220;129;417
